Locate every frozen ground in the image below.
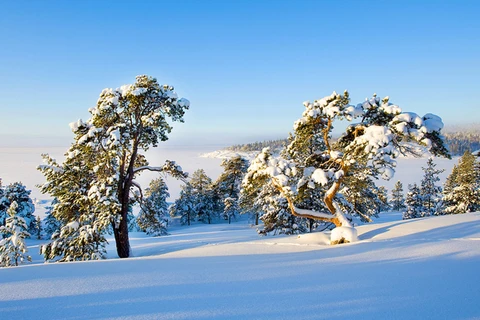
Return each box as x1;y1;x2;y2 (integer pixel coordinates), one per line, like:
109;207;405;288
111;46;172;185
1;212;479;319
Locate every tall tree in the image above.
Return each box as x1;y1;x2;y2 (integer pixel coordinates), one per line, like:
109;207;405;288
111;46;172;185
0;202;32;267
137;178;170;236
38;75;189;259
390;181;405;211
420;157;444;216
243;92;449;243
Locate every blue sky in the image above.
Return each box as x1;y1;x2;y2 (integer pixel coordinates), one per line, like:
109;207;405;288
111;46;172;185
1;0;479;147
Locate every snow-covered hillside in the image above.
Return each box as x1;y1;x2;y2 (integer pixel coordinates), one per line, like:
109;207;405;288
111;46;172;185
1;212;479;319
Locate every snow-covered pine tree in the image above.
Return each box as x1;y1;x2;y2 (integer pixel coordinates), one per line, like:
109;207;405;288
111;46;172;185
223;197;239;224
341;169;383;222
127;210;139;232
239;159;269;226
0;182;36;236
170;184;196;226
243;92;449;244
190;169;218;224
34;215;42;240
137;178;170;236
38;138;109;261
376;186;390;212
390;181;405;211
420;157;444;216
442;150;480;214
403;183;423;220
38;75;189;259
0;201;32;267
42;198;62;239
41;221;107;262
241;149;308;234
214;156;248;223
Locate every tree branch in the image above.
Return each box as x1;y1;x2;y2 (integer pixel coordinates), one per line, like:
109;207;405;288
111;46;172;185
133;166;164;174
130;180;144;203
271;179;341;227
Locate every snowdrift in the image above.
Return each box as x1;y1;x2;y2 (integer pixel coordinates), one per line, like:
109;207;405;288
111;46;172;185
1;212;479;319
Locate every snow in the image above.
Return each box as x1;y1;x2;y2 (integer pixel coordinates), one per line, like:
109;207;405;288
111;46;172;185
0;213;479;319
330;226;358;243
1;144;480;318
311;168;330;185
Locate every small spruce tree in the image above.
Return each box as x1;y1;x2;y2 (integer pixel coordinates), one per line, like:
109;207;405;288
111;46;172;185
377;186;390;212
0;202;32;267
403;183;423;220
223;197;239;224
35;215;42;240
170;184;196;226
137;178;170;236
420;157;444;216
43;199;62;239
391;181;406;211
0;182;36;236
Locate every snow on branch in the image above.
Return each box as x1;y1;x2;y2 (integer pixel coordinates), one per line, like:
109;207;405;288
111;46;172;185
133;160;188;182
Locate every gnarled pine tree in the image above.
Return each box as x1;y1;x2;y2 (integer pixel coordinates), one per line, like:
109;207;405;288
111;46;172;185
243;92;450;243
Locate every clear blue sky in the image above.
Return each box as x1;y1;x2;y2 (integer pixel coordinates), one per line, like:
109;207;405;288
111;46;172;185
1;0;479;147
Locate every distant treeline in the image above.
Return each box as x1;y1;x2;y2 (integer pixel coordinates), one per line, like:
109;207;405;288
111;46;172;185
226;139;288;153
226;128;480;156
444;131;480;155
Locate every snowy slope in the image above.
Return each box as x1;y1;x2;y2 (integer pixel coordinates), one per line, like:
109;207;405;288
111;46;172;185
1;212;479;320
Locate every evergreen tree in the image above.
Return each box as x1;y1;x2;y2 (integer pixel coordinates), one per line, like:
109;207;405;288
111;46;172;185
170;184;196;226
43;199;62;239
35;215;42;240
38;140;109;261
442;150;480;214
137;178;170;236
214;156;248;222
420;157;444;216
0;182;36;236
403;183;423;220
190;169;218;224
242;91;449;243
41;221;107;262
440;164;458;215
0;202;32;267
390;181;405;211
38;75;188;259
341;169;382;222
223;197;239;224
376;186;390;212
258;187;302;235
241;149;308;234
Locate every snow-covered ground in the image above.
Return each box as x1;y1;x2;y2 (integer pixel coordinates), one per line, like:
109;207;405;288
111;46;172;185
1;212;479;319
1;145;479;319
